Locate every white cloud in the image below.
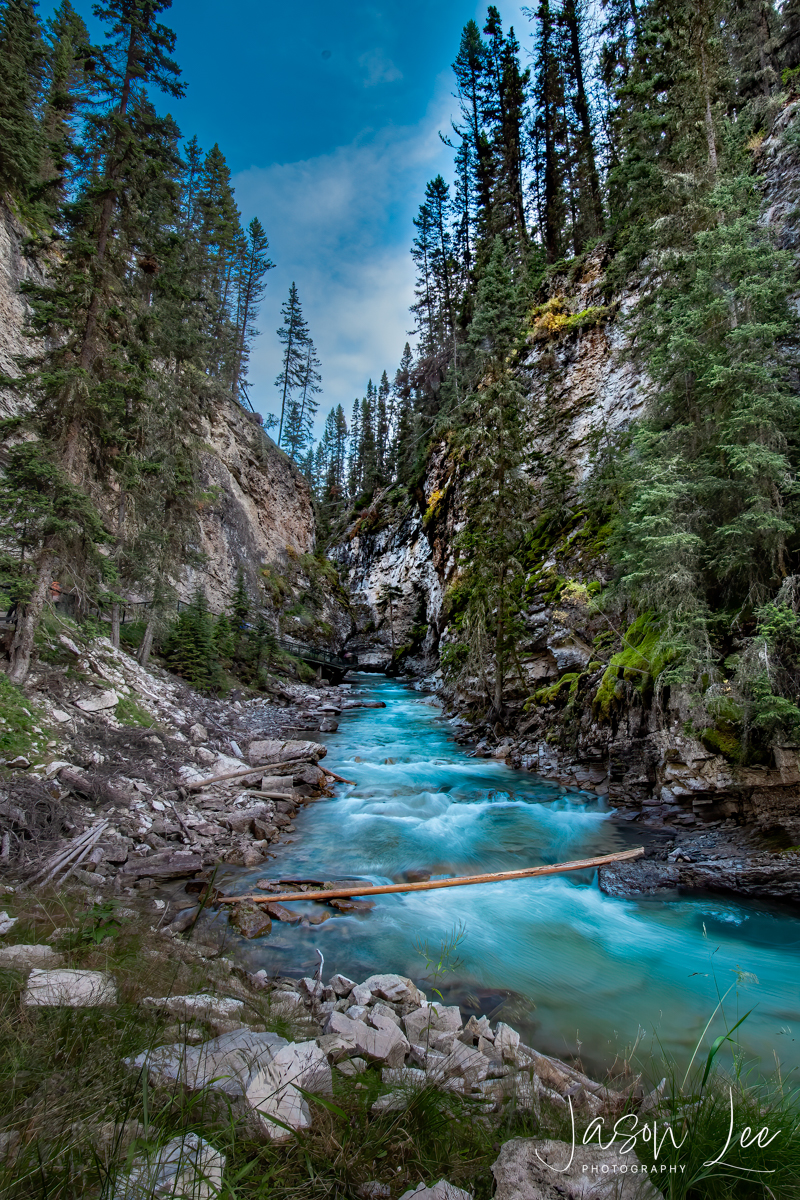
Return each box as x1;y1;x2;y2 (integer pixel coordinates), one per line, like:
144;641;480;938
358;48;403;87
232;83;454;438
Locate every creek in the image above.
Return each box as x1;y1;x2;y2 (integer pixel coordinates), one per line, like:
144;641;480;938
226;675;800;1079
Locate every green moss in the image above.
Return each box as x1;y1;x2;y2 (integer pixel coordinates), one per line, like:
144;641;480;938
592;614;675;722
528;296;614;342
0;675;47;761
114;696;155;728
531;672;580;708
699;726;742;761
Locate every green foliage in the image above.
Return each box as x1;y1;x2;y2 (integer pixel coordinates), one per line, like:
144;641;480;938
532;671;580;707
0;673;46;760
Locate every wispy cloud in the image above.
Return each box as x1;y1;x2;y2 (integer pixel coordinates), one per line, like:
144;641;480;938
359;48;403;87
232;81;453;435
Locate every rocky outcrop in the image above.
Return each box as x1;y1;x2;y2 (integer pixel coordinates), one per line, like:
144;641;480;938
331;490;443;670
0;202;46;418
186;399;315;612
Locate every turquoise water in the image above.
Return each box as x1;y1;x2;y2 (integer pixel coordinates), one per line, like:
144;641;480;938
225;675;800;1080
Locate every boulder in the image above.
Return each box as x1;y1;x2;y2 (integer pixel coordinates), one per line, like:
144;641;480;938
110;1132;224;1200
362;973;425;1007
491;1137;662;1199
264;902;301;923
142;994;244;1022
25;969;117;1007
231;904;272;939
323;1010;409;1068
350;983;373;1006
433;1039;492;1085
247;739;327;766
399;1181;471;1200
495;1022;521;1062
404;1002;461;1045
246;1041;332;1141
189;723;208;744
75;690;118;712
130;1029;287;1094
0;944;63;969
329;973;357;996
0;912;17;935
120;851;202;881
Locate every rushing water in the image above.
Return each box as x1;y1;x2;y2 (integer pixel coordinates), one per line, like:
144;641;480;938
222;675;800;1079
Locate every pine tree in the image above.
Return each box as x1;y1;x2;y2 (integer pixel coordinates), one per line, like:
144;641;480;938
531;0;567;261
0;0;45;201
232;216;274;404
4;0;186;683
283;337;321;460
39;1;93;209
274;282;310;446
451;238;529;719
163;589;222;691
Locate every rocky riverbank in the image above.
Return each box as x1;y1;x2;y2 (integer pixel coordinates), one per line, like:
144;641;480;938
0;631;385;904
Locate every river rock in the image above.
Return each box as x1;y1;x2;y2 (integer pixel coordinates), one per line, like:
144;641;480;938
231;904;272;939
362;973;426;1006
323;1010;409;1067
492;1137;661;1199
404;1002;461;1045
142;994;245;1022
399;1181;471;1200
264;902;301;923
130;1029;287;1094
495;1022;521;1061
351;983;373;1006
329;973;357;996
0;944;63;969
25;969;117;1007
110;1132;224;1200
246;1041;332;1141
0;912;17;936
120;851;202;881
247;739;327;765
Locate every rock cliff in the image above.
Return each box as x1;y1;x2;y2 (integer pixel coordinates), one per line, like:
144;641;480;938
0;201;318;620
329;106;800;847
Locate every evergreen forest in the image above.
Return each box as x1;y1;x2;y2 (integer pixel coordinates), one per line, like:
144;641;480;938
1;0;800;758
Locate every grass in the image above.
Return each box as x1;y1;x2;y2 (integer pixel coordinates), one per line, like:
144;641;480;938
0;890;798;1198
0;673;48;762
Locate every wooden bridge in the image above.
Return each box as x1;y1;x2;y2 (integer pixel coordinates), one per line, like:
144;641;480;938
275;638;358;683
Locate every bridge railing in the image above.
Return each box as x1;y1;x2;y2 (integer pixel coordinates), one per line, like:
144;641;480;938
275;638;357;670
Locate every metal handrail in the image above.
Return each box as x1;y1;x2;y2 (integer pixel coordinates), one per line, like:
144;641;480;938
275;637;357;669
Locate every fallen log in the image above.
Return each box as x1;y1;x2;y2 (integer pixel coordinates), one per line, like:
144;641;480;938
220;846;646;904
184;758;311;791
319;766;357;785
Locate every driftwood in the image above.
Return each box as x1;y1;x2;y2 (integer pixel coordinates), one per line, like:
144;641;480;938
239;789;295;802
184;758;316;792
320;766;357;785
221;846;645;904
29;821;110;886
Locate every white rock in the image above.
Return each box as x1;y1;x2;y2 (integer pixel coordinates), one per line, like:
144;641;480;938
50;709;72;723
350;983;373;1006
76;691;119;712
362;972;425;1006
336;1057;368;1076
0;912;18;935
491;1137;662;1198
130;1029;287;1094
110;1132;224;1199
25;969;117;1006
141;994;244;1022
399;1180;472;1200
495;1022;521;1061
246;1041;332;1142
370;1001;402;1027
323;1010;409;1067
189;723;208;744
346;1004;369;1021
0;943;63;969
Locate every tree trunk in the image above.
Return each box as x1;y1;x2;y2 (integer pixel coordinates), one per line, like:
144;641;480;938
699;42;718;173
493;568;506;720
8;549;55;684
110;602;121;649
137;616;156;668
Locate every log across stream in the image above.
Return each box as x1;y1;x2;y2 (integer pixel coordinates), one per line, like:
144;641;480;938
221;675;800;1078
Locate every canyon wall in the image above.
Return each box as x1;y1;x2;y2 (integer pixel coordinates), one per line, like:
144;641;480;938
332;104;800;838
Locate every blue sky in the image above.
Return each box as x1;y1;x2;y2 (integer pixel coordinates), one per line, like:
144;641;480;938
43;0;531;433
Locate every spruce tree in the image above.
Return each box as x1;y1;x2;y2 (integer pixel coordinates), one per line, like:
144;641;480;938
232;216;274;404
274;282;310;446
0;0;44;202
